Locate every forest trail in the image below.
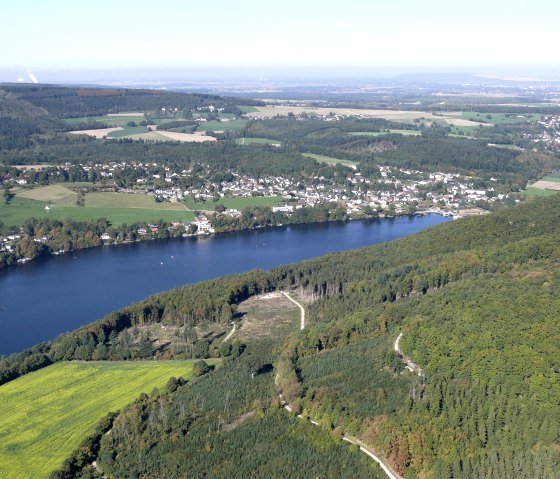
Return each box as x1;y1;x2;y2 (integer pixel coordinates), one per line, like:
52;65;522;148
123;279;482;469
282;292;305;330
221;323;236;343
394;333;424;377
342;436;403;479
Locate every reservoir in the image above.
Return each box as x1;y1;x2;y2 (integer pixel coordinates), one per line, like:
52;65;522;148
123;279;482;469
0;215;450;355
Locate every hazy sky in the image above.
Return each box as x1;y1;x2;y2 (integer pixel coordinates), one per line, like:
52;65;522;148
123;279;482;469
2;0;559;77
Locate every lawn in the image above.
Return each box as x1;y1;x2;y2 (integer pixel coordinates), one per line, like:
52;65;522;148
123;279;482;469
302;153;358;168
0;360;216;479
184;195;285;211
235;137;282;146
2;192;194;227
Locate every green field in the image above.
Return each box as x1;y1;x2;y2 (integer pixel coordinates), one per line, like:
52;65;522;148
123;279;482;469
199;119;247;131
184;195;285;211
106;125;150;138
302;153;358;168
523;187;560;197
235;137;282;146
348;129;421;137
238;106;259;113
0;360;215;479
64;113;145;127
540;175;560;182
1;188;194;226
451;111;538;125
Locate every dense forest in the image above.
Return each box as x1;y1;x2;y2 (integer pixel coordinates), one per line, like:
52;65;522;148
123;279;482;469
3;195;560;477
0;84;262;118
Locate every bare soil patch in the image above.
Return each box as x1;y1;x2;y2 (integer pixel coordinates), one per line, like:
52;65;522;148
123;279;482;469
69;127;123;138
530;180;560;191
155;130;217;142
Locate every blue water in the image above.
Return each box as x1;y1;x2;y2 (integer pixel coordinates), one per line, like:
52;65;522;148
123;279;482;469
0;215;450;355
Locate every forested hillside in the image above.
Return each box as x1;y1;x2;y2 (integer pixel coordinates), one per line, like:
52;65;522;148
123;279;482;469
4;195;560;478
1;84;262;118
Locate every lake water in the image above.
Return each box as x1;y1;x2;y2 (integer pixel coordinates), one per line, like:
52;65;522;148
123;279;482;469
0;215;450;355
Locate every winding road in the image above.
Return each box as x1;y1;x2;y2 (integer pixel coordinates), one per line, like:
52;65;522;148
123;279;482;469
282;292;305;330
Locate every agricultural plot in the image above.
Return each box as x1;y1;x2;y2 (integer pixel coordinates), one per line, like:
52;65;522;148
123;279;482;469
248;106;489;126
184;195;285;211
64;113;145;127
198;119;247;131
235;137;282;146
0;360;212;479
448;111;538;125
302;153;358;169
525;175;560;196
85;192;186;210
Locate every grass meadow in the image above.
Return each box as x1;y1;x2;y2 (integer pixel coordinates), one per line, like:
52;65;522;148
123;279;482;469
2;187;194;226
184;195;285;211
235;137;282;146
0;360;214;478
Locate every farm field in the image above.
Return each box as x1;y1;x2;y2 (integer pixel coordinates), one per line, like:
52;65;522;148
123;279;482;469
302;153;358;168
235;137;282;146
248;105;489;126
198;119;247;131
0;360;215;479
184;195;285;211
64;113;145;127
2;187;195;226
348;129;421;137
447;111;539;125
523;187;560;197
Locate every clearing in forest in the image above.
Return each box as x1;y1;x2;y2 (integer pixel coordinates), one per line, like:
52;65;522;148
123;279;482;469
0;360;213;479
236;291;300;341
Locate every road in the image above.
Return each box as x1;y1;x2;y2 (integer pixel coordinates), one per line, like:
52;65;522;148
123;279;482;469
282;292;305;330
221;322;236;342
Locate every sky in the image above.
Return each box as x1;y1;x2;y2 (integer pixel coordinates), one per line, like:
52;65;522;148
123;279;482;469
1;0;559;81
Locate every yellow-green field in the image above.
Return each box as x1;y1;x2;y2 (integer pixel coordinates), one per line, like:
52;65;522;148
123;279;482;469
2;187;195;226
0;360;216;479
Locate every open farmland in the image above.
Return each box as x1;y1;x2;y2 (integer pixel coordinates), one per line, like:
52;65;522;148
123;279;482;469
248;106;490;126
68;126;123;138
235;137;282;146
0;360;216;479
64;113;145;127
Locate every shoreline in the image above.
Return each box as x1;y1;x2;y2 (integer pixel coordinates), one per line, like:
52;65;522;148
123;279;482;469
2;209;455;274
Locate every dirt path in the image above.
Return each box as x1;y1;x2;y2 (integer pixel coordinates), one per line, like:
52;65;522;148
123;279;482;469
221;323;236;343
394;333;424;377
342;436;403;479
281;292;305;329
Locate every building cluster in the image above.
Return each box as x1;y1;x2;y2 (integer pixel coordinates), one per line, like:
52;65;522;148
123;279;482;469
529;115;560;150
